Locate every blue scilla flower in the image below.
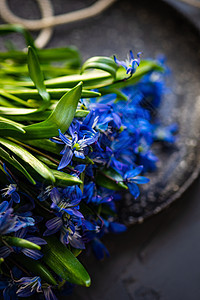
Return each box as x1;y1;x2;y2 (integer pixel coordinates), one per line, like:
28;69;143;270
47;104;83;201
50;187;83;218
89;101;122;131
82;109;98;125
124;166;150;199
0;201;16;235
1;184;20;203
90;194;113;206
62;185;82;202
79;109;99;137
152;123;178;143
43;286;58;300
44;215;85;249
16;276;42;298
60;222;85;249
0;201;34;235
54;122;98;170
86;218;126;260
114;50;141;76
138;150;158;173
83;180;114;205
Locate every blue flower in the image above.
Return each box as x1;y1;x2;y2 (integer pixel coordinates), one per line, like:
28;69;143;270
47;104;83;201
50;187;83;218
152;123;178;143
124;166;150;199
1;184;20;203
43;286;58;300
88;97;122;130
0;201;35;235
60;222;85;249
114;50;141;76
54;122;98;169
44;215;85;249
16;276;42;297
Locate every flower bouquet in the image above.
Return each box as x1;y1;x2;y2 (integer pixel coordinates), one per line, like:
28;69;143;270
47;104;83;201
0;25;176;299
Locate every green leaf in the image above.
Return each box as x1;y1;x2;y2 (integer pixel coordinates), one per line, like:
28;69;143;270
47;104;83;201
96;167;128;191
0;90;33;107
35;46;81;66
13;254;57;286
0;107;90;122
0;107;37;116
0;138;55;183
75;109;89;118
81;56;118;78
0;146;36;184
0;24;35;48
0;116;25;134
22;82;82;139
21;139;62;155
36;155;58;169
28;46;50;105
15;71;113;89
0;258;4;274
43;71;113;89
0;45;80;66
52;170;83;187
5;88;100;101
43;236;91;287
2;236;41;250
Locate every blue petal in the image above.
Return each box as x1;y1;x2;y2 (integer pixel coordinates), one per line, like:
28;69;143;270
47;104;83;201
112;112;121;128
92;238;109;260
74;151;85;159
11;192;20;203
125;165;143;179
58;149;73;170
43;287;58;300
127;182;140;199
22;249;43;260
58;129;72;146
0;246;12;258
50;188;60;205
60;144;68;155
26;237;47;245
45;217;63;231
0;201;9;213
69;237;85;250
83;110;96;127
109;222;127;233
129;50;134;60
74;164;86;173
131;176;150;184
113;56;127;69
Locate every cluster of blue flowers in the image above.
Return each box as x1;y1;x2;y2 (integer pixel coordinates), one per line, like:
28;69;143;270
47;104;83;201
0;52;177;299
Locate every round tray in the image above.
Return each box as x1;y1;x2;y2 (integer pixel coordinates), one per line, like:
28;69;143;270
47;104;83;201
48;0;200;225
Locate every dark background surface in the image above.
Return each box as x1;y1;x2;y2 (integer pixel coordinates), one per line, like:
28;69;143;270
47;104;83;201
1;1;200;299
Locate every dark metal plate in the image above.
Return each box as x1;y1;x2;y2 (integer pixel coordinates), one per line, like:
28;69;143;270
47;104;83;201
49;0;200;225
